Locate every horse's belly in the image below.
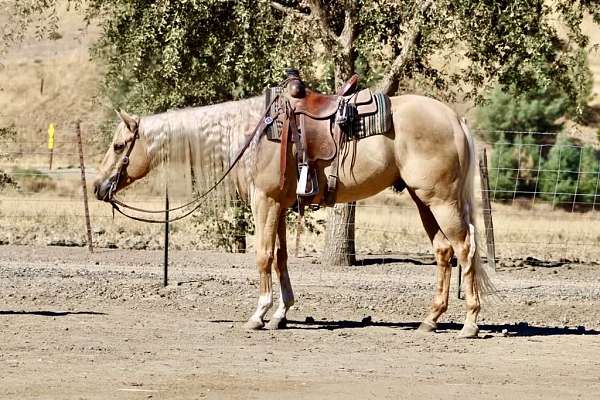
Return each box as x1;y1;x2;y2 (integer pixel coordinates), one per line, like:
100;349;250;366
333;135;398;203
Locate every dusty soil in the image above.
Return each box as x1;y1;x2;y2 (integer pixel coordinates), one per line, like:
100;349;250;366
1;245;599;399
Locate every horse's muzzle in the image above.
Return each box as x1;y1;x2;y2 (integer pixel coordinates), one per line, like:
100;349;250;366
94;175;117;202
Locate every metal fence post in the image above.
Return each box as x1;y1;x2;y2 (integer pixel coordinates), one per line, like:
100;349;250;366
164;187;169;287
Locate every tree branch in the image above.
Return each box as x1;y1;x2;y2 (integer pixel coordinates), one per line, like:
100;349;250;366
338;0;357;49
306;0;339;48
270;1;310;20
376;0;434;95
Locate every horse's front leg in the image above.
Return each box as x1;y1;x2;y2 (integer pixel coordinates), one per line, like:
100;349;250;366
244;191;281;330
265;210;294;330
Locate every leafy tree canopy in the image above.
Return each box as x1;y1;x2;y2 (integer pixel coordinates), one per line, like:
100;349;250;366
2;0;599;116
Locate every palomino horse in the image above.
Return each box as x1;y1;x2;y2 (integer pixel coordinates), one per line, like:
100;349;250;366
93;91;493;338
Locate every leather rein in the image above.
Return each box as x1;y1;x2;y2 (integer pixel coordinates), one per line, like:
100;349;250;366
108;95;281;224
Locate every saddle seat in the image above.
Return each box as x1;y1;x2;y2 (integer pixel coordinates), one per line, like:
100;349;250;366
294;90;340;119
287;89;340;163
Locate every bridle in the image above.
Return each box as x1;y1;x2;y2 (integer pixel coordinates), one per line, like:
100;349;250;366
108;126;140;201
107;93;283;224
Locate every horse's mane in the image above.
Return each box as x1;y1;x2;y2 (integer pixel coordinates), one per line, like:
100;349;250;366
137;96;263;195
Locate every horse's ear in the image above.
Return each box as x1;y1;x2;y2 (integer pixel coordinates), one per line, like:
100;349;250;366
117;109;139;134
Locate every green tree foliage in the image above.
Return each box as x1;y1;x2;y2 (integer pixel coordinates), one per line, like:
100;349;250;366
539;137;600;207
4;1;598;115
476;86;568;143
476;48;593;143
489;135;541;200
89;0;305;113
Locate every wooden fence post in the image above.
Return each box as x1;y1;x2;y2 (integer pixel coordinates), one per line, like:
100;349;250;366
76;121;93;253
48;123;54;170
479;148;496;270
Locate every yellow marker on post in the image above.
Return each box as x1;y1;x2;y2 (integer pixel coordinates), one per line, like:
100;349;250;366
48;123;55;169
48;123;55;149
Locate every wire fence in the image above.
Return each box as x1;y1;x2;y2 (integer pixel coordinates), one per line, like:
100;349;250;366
1;126;600;264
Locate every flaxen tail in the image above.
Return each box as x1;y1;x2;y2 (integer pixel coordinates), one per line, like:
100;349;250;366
460;118;496;299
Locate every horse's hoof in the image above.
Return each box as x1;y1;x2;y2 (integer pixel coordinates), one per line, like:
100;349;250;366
417;319;437;333
458;322;479;338
265;317;287;330
244;318;264;331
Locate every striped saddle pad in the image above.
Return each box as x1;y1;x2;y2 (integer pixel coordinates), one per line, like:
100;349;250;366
264;88;392;141
345;91;392;140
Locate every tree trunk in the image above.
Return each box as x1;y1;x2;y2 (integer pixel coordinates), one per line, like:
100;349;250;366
319;18;357;267
321;202;356;266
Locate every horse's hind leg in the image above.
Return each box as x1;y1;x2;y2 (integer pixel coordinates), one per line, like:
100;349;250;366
265;210;294;330
428;203;481;338
244;191;281;330
410;191;454;333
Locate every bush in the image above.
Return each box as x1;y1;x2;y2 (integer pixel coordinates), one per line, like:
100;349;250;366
13;167;56;193
489;135;541;200
538;137;599;207
0;170;18;191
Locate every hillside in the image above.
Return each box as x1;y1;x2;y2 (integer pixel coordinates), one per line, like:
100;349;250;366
0;4;103;146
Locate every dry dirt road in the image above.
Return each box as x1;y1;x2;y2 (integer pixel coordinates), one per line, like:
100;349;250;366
1;245;599;399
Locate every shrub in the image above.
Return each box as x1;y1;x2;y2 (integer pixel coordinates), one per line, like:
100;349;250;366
488;135;541;200
539;137;599;208
13;167;56;193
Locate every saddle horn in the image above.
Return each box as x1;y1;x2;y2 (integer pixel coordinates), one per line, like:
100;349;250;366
285;68;305;99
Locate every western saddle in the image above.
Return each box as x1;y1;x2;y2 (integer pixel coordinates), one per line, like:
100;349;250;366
266;69;381;207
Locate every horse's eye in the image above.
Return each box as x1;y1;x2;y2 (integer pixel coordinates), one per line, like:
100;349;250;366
113;143;126;152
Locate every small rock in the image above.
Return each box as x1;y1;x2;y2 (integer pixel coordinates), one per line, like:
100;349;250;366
501;329;509;337
305;316;315;323
362;316;372;325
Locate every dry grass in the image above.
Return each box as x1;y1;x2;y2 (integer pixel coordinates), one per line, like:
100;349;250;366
0;2;104;147
2;177;599;263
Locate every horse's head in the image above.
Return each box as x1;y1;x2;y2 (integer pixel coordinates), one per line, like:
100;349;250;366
93;110;151;201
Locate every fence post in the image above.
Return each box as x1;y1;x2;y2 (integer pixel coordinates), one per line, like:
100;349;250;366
479;148;496;270
164;187;169;287
76;121;93;253
48;123;54;170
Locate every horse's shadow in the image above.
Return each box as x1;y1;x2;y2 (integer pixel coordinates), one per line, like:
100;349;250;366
284;319;599;337
0;310;106;317
354;257;436;266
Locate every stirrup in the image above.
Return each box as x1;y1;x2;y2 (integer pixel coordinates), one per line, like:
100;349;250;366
296;164;319;197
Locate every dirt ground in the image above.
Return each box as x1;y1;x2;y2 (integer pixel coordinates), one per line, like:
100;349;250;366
1;245;599;399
